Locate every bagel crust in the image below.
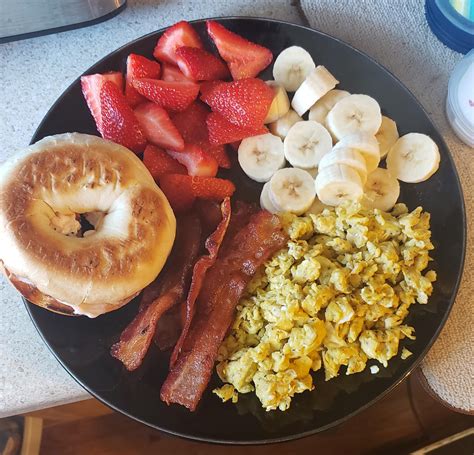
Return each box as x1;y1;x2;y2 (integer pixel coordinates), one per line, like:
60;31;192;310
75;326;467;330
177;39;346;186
0;133;176;317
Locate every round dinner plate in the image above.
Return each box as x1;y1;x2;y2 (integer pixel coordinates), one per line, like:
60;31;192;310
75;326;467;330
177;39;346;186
25;17;466;444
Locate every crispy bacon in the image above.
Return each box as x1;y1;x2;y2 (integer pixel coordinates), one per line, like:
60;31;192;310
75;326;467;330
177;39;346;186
160;210;288;410
153;302;184;351
110;214;202;371
170;197;232;367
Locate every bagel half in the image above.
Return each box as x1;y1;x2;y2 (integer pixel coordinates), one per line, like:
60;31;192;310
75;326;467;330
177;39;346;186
0;133;176;317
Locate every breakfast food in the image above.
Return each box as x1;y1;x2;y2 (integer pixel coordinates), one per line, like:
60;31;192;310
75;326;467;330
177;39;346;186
214;202;436;410
161;208;288;410
0;133;176;317
3;18;442;415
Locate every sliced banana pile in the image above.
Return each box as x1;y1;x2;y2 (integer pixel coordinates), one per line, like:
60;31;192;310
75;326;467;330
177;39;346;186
236;46;441;215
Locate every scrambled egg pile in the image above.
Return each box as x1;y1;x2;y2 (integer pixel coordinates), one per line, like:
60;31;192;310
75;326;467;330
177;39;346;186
214;202;436;411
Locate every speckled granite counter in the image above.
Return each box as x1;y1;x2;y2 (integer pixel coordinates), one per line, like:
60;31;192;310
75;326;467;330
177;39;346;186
0;0;303;417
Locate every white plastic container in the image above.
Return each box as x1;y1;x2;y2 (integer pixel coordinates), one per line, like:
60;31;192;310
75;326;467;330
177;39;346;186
446;49;474;147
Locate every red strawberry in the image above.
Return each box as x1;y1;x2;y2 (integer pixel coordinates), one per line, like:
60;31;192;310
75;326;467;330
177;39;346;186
153;21;203;65
133;78;200;112
167;144;218;177
175;46;230;81
206;112;267;146
99;81;146;153
81;72;124;134
206;21;272;80
199;80;223;98
171;102;231;168
160;174;235;206
125;54;161;107
206;145;231;168
161;63;190;82
190;175;236;200
201;78;274;129
159;173;196;212
134;102;184;150
143;144;186;180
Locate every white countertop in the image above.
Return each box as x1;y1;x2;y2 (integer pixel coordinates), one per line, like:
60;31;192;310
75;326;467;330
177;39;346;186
0;0;303;417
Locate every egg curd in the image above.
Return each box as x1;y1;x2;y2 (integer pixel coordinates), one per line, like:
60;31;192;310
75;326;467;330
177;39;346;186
213;202;436;411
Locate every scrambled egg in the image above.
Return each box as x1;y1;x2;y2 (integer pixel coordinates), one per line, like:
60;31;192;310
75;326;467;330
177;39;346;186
214;202;436;411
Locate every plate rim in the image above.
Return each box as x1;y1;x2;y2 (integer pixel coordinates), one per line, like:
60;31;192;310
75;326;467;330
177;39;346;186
24;15;467;445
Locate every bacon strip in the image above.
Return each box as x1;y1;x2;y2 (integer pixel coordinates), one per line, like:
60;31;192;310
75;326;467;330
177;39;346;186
170;197;232;367
110;214;202;371
160;210;288;410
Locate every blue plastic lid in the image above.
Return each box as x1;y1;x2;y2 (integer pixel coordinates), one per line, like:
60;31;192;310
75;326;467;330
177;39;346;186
425;0;474;54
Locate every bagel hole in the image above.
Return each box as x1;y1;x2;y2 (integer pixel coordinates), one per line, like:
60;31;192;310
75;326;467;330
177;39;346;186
50;211;106;238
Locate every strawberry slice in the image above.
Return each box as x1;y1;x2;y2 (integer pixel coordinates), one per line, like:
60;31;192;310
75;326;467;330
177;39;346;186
161;63;191;82
201;78;274;130
153;21;203;65
99;81;146;153
206;145;231;168
81;72;124;134
133;78;200;112
172;102;231;169
125;54;161;107
175;46;230;81
134;102;184;151
159;174;196;212
206;21;272;80
167;144;218;177
191;175;236;200
143;144;186;180
199;80;223;98
160;174;235;208
206;112;267;146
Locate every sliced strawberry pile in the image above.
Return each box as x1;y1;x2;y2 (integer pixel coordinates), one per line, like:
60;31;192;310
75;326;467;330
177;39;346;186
100;81;146;153
206;21;272;80
206;112;267;146
134;102;184;151
133;78;200;112
167;144;218;177
143;145;186;180
201;78;274;130
81;72;123;134
125;54;161;107
80;19;275;213
153;21;203;65
175;46;229;81
161;63;191;82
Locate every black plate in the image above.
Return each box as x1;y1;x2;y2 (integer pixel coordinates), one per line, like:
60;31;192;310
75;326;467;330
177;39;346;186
25;17;466;444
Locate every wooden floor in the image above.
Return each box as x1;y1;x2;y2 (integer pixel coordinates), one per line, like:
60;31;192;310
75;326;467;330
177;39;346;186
22;370;471;455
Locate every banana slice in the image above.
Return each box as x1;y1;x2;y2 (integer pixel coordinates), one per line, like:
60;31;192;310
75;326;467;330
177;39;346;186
386;133;440;183
376;116;399;158
298;167;318;178
334;132;380;172
238;133;285;183
308;89;350;123
361;168;400;212
284;121;332;169
260;181;280;213
318;147;368;184
268;109;302;140
326;94;382;140
269;168;316;215
264;81;290;124
305;197;327;215
315;164;363;206
273;46;316;92
291;66;339;117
